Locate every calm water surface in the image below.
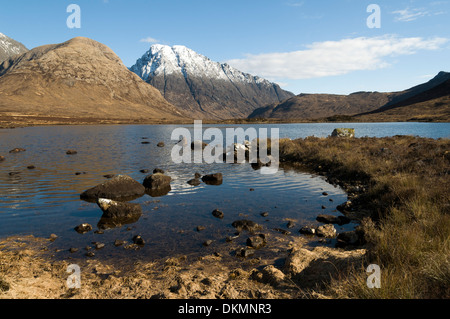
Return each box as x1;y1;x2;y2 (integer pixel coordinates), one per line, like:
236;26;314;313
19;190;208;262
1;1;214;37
0;122;448;263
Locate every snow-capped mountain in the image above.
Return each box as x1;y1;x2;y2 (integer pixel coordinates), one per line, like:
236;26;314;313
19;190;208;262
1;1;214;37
130;44;294;119
0;32;28;62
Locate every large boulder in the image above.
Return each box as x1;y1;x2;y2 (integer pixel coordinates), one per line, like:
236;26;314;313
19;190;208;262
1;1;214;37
80;175;145;202
331;128;355;138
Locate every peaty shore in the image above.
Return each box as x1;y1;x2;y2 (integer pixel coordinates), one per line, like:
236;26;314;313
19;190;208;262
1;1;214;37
0;135;448;299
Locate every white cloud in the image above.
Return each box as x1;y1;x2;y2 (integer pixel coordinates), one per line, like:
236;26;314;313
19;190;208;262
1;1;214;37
226;36;448;80
392;7;430;21
140;37;159;44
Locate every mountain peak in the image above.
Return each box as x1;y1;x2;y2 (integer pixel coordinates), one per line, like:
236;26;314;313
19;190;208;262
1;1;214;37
0;32;28;62
130;44;294;119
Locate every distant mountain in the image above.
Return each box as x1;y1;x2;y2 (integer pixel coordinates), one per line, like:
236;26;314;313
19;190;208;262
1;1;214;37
248;91;396;120
0;37;185;122
355;72;450;122
130;44;294;120
249;72;450;122
0;32;28;62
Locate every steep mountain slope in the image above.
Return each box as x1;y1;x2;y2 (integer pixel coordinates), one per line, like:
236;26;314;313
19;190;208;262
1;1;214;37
130;44;294;120
0;37;185;122
0;32;28;62
248;91;396;120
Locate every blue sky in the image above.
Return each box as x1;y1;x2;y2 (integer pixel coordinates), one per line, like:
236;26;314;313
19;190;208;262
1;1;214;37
1;0;449;95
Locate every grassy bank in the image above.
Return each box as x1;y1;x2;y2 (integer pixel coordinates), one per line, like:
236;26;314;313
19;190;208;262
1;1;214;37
278;135;450;298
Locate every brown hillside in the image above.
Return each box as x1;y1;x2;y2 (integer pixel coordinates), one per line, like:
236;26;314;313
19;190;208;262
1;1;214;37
0;37;186;122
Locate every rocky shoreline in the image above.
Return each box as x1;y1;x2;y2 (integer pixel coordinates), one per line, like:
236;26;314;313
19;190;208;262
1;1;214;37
1;134;448;299
0;136;372;300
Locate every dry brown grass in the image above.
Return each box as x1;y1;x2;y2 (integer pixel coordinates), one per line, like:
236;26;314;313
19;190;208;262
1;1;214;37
278;135;450;298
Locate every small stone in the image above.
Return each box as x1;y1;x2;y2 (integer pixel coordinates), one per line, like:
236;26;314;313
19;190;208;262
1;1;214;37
260;212;269;217
187;178;201;186
27;165;36;170
93;242;105;250
66;150;77;155
140;169;149;174
286;221;296;229
132;235;145;246
141;141;150;144
74;223;93;234
246;234;266;249
114;239;125;247
232;220;262;232
322;192;329;196
48;234;58;242
85;251;95;258
299;226;316;235
69;248;79;253
203;240;213;247
0;156;5;162
194;172;202;179
273;228;291;235
157;142;165;147
196;226;206;232
153;168;165;174
9;148;26;153
212;209;224;219
237;247;255;258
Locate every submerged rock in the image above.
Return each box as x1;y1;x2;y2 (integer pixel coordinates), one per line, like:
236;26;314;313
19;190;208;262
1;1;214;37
246;234;266;249
80;175;145;202
316;214;351;226
232;220;262;233
191;140;208;150
187;178;201;186
212;209;224;219
9;148;26;153
132;235;145;246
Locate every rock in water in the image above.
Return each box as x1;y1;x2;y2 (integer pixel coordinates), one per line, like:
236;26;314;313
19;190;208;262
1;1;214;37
143;173;172;190
97;198;142;219
232;220;262;233
331;128;355;138
74;223;93;234
97;198;142;230
80;175;145;202
316;214;351;226
201;173;223;185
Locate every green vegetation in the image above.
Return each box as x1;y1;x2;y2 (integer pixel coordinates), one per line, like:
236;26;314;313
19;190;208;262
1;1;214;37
278;135;450;298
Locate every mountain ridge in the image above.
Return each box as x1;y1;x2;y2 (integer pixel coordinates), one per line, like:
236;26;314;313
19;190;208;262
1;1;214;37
130;44;294;120
0;32;28;63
